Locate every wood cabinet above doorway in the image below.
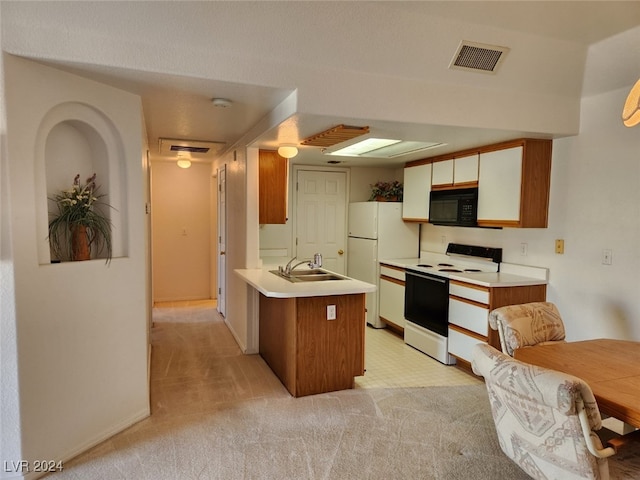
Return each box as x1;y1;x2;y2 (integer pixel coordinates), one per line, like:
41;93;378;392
259;149;288;224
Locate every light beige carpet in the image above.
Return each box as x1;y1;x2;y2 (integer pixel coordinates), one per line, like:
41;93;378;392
42;311;640;480
45;383;534;480
46;379;640;480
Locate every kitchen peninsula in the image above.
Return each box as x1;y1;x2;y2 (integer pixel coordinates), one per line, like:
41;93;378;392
235;267;376;397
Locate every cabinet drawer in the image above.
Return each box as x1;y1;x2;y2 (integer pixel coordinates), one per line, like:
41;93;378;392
448;328;484;363
449;298;489;336
380;264;405;282
449;282;489;304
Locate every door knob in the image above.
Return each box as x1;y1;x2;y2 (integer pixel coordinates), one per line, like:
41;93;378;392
338;249;344;255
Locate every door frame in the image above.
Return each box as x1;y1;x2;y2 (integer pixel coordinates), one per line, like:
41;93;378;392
291;165;350;269
216;164;227;317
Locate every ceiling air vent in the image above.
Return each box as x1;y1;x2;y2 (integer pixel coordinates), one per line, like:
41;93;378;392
158;138;226;160
449;41;510;74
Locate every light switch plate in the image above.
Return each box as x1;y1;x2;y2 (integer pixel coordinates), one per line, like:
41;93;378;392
327;305;336;320
555;239;564;254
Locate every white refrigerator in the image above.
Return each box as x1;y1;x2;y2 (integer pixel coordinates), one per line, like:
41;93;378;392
347;202;420;328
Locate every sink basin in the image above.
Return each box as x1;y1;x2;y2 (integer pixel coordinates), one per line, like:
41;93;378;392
287;269;327;276
270;269;346;283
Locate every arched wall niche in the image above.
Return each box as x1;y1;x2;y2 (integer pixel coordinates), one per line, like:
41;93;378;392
35;102;128;264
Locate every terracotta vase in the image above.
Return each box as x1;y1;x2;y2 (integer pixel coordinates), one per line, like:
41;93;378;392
71;225;91;261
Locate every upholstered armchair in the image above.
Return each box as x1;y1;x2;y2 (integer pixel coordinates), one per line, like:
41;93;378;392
488;301;566;356
472;343;616;480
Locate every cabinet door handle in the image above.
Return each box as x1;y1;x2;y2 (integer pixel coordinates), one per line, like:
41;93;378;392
220;251;226;255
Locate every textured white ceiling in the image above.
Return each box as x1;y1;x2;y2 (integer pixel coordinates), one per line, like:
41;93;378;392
2;1;639;166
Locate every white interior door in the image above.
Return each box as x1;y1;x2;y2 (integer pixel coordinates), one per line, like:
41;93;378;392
217;165;227;317
296;170;347;274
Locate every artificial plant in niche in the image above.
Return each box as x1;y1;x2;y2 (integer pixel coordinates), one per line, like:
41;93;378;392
48;173;113;263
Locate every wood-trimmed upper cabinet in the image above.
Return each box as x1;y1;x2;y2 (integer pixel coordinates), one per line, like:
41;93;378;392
402;163;431;221
259;149;288;224
453;153;479;186
431;154;479;189
477;139;552;228
431;159;453;187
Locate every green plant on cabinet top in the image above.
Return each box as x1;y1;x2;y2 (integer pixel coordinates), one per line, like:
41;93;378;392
369;180;403;201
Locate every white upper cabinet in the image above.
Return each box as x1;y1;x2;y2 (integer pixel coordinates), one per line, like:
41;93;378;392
431;154;478;188
477;147;523;223
402;163;431;221
402;138;551;228
476;139;552;228
453;153;479;184
431;159;453;187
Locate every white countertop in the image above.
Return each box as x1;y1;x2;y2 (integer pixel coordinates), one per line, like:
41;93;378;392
235;268;377;298
380;257;548;288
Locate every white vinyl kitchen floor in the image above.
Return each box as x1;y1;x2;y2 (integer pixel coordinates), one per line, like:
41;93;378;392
355;325;481;388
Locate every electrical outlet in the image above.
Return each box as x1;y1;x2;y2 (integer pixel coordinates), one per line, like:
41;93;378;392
327;305;336;320
602;249;613;265
555;239;564;254
520;243;528;256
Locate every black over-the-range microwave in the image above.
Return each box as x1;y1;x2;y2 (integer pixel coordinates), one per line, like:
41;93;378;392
429;187;478;227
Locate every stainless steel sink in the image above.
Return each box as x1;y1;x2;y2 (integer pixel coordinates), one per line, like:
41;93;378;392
270;269;346;283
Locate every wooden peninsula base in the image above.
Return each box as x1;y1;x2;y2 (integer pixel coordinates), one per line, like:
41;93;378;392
259;293;365;397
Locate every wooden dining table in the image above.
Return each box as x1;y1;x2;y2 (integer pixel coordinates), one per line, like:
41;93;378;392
514;339;640;429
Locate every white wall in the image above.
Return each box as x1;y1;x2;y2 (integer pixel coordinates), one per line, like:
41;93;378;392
2;56;149;476
420;88;640;342
0;9;24;471
151;160;212;302
212;147;250;351
349;166;404;202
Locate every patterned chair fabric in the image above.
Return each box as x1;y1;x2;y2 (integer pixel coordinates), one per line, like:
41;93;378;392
488;301;566;356
472;343;613;480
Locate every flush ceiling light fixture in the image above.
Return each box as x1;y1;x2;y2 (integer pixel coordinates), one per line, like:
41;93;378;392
622;78;640;127
211;98;232;108
277;146;299;159
176;155;192;169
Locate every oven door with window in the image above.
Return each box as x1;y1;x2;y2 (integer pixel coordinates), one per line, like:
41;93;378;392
404;269;449;337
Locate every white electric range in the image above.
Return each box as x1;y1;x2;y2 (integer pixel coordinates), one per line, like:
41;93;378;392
403;244;502;364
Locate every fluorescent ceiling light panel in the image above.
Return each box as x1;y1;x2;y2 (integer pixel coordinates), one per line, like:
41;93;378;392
366;141;446;158
327;138;401;156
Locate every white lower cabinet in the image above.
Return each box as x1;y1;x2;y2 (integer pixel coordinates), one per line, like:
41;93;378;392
448;298;489;337
379;264;406;329
448;328;483;363
447;279;547;368
448;281;490;363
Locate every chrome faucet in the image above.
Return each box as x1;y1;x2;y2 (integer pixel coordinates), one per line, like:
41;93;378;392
279;253;323;276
